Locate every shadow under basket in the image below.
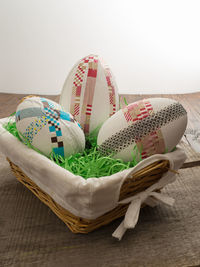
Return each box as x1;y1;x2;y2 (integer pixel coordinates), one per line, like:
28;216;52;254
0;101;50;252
7;158;169;234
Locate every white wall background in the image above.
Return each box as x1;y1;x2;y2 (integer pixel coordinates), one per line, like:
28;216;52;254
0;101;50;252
0;0;200;95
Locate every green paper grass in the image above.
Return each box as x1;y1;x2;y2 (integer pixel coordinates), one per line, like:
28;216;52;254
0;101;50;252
3;117;142;179
123;97;128;106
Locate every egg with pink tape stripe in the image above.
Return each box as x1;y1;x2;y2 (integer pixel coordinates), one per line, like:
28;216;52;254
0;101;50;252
97;98;187;162
59;54;119;135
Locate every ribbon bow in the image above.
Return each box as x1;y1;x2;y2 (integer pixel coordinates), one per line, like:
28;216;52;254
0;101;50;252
112;188;175;241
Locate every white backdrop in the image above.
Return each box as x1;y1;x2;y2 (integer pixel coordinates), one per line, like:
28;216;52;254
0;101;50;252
0;0;200;95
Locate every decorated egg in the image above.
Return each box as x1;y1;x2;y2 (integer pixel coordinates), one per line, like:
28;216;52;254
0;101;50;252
97;98;187;162
15;96;85;157
59;54;119;135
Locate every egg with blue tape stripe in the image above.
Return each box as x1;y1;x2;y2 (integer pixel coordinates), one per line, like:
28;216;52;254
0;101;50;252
15;96;85;157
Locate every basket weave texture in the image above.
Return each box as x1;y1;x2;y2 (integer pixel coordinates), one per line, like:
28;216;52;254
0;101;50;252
7;158;169;233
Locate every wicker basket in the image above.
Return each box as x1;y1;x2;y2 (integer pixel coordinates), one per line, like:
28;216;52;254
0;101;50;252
7;158;169;234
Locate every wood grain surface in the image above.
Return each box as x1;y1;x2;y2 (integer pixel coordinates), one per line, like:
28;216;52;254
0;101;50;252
0;93;200;267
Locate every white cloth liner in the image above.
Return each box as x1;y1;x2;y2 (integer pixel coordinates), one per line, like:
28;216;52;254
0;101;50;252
0;117;186;239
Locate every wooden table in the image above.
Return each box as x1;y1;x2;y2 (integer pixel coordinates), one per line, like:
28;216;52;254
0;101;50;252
0;93;200;267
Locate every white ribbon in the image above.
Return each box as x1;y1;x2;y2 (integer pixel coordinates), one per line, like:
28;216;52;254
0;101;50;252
112;173;176;241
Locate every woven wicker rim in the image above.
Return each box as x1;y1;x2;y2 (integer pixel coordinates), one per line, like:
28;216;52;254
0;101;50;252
19;95;37;103
7;158;169;233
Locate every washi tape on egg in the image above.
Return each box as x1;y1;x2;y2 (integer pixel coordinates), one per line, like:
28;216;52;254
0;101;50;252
15;96;85;157
97;98;187;162
59;54;119;135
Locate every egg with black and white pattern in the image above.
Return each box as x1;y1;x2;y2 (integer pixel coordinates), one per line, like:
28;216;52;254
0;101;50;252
97;98;187;162
15;96;85;157
59;54;119;135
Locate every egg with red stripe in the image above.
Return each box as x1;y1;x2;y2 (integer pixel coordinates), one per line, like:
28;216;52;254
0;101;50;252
97;98;187;162
59;54;119;135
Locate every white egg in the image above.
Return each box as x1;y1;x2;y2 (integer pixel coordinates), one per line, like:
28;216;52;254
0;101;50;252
59;54;119;135
97;98;187;162
15;96;85;157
